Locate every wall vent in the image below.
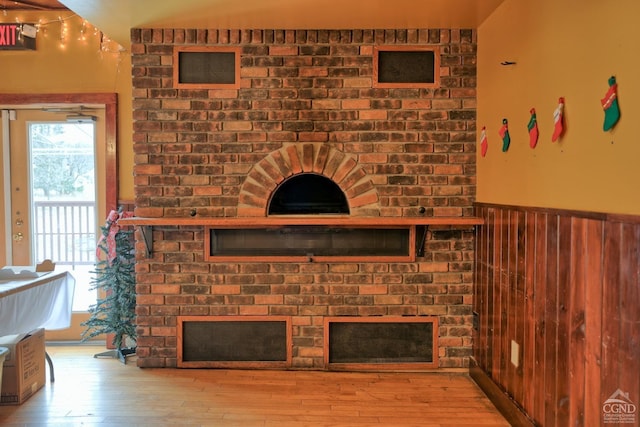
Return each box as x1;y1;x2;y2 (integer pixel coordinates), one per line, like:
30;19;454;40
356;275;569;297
178;316;292;368
373;46;440;88
324;317;438;370
173;46;240;89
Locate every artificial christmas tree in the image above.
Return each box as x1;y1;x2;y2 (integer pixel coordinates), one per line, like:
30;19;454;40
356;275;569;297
81;209;137;363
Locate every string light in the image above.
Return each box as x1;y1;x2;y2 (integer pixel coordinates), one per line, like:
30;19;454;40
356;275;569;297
1;12;125;54
78;19;87;42
99;31;124;54
100;32;109;51
58;15;68;49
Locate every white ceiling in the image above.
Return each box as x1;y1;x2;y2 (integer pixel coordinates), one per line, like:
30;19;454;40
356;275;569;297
59;0;504;48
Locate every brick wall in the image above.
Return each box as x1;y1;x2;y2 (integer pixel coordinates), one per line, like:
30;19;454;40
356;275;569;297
130;28;477;369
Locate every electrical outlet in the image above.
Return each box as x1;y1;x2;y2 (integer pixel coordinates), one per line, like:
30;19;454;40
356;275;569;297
511;340;520;367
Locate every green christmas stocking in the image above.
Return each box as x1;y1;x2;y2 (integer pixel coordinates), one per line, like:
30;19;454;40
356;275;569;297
527;108;539;149
499;119;510;152
601;76;620;131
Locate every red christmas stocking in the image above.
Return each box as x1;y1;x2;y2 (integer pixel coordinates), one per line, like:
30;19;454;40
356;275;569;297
480;126;488;157
527;108;539;148
552;97;565;142
601;76;620;131
499;119;510;152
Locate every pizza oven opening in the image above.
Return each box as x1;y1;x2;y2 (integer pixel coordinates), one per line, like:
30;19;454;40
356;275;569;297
268;173;349;215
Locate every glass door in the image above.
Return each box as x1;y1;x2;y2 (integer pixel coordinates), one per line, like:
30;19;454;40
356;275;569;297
3;108;107;341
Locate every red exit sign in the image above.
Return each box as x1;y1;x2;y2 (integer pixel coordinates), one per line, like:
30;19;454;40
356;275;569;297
0;23;36;50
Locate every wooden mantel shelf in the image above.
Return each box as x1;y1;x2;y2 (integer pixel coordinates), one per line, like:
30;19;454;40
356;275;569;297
118;216;483;227
118;216;483;258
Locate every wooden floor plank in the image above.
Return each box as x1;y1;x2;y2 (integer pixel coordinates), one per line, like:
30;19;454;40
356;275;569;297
0;345;509;426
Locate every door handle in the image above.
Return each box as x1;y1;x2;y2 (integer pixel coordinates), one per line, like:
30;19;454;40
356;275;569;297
13;232;24;241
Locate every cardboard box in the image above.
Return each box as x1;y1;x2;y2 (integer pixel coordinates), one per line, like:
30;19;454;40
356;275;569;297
0;328;46;405
0;347;8;387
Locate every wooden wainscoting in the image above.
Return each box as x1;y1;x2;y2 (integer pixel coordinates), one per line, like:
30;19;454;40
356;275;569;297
473;203;640;427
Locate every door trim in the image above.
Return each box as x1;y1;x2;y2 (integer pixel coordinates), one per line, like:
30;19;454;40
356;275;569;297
1;110;11;260
0;93;118;342
0;93;118;217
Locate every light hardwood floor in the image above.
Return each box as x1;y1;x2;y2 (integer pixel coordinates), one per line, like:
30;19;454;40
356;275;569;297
0;345;509;427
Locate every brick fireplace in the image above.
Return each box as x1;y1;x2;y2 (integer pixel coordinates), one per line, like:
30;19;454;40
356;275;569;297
129;28;477;369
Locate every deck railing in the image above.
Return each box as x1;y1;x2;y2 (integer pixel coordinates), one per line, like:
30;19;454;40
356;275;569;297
33;201;96;268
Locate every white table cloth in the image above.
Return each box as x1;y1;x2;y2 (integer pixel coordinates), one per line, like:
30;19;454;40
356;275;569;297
0;269;75;336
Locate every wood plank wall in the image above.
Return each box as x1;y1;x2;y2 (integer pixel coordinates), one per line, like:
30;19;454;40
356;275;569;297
473;203;640;427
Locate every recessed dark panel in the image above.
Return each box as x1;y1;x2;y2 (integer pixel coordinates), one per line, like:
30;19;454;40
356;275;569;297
377;50;435;84
182;321;287;362
210;227;410;257
178;51;236;84
329;321;434;363
269;174;349;215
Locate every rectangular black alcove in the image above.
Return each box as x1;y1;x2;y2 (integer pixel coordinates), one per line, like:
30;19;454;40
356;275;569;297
178;51;236;84
377;50;435;84
179;316;291;368
325;317;438;370
209;227;411;258
173;47;241;88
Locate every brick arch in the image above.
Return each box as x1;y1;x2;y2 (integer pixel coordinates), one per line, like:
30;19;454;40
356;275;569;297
237;143;380;217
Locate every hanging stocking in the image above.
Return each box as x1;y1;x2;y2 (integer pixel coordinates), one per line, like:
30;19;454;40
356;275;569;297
527;108;539;148
601;76;620;131
480;126;488;157
552;97;565;142
97;210;121;262
499;119;510;152
96;209;134;264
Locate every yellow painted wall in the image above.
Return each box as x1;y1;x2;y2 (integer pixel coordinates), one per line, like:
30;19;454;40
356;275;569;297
0;11;134;201
477;0;640;215
4;3;639;216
